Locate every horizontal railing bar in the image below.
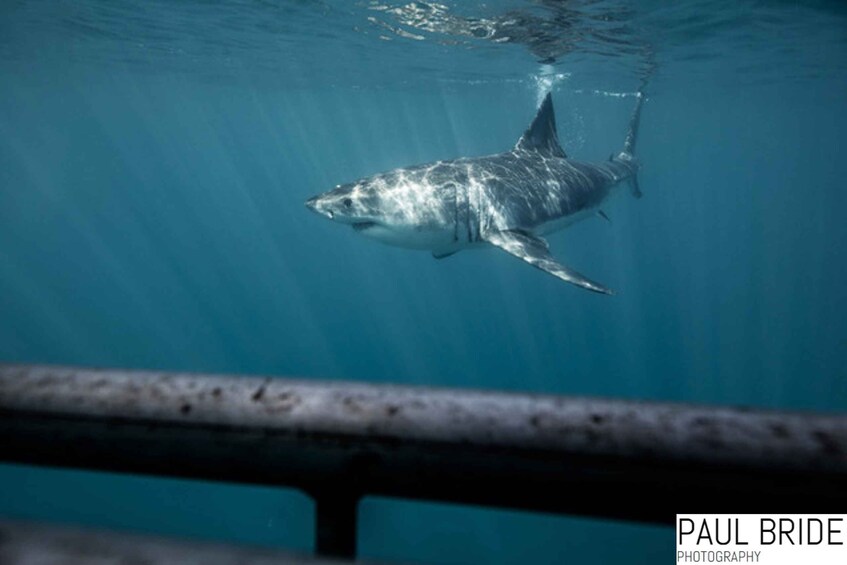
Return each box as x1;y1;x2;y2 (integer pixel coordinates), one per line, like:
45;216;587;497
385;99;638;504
0;520;344;564
1;364;846;526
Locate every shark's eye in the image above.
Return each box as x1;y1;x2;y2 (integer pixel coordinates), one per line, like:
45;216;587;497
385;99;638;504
343;198;353;208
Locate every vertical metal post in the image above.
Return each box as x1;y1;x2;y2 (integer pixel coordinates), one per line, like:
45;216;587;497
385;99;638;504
313;490;359;559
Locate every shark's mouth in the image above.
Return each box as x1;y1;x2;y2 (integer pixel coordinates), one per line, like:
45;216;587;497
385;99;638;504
352;221;377;232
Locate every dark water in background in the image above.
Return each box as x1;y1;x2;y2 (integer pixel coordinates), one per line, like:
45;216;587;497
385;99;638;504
1;0;846;562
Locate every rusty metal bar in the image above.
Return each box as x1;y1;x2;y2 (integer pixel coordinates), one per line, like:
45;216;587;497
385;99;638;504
0;519;341;564
1;364;846;558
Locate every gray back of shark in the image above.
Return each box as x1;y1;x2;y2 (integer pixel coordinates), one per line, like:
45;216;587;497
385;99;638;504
305;92;646;295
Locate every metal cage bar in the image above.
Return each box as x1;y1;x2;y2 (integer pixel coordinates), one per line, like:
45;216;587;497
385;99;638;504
0;519;341;564
1;364;846;559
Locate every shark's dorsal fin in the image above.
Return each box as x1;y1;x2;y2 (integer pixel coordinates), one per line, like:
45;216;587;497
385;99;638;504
515;93;567;158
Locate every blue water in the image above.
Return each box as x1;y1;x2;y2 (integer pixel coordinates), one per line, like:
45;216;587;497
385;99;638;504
1;1;846;563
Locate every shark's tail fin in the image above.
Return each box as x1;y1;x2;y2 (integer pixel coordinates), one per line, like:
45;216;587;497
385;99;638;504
621;67;652;199
622;91;645;199
622;90;645;157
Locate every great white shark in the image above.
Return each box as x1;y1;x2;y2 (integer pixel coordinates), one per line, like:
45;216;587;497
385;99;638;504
305;91;646;294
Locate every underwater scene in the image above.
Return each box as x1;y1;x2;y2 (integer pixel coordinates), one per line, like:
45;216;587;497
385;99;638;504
1;0;846;563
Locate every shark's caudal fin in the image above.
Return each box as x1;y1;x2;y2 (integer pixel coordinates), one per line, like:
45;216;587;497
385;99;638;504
622;92;645;156
621;87;647;199
515;93;567;158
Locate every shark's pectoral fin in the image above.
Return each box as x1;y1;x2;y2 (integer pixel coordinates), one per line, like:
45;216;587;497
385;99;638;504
597;210;611;223
432;249;458;259
485;230;614;295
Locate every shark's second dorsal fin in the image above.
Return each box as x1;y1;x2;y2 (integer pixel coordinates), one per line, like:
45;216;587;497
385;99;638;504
515;93;567;158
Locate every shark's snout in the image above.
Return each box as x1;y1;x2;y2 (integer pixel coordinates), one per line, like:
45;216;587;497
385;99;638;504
305;196;334;219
